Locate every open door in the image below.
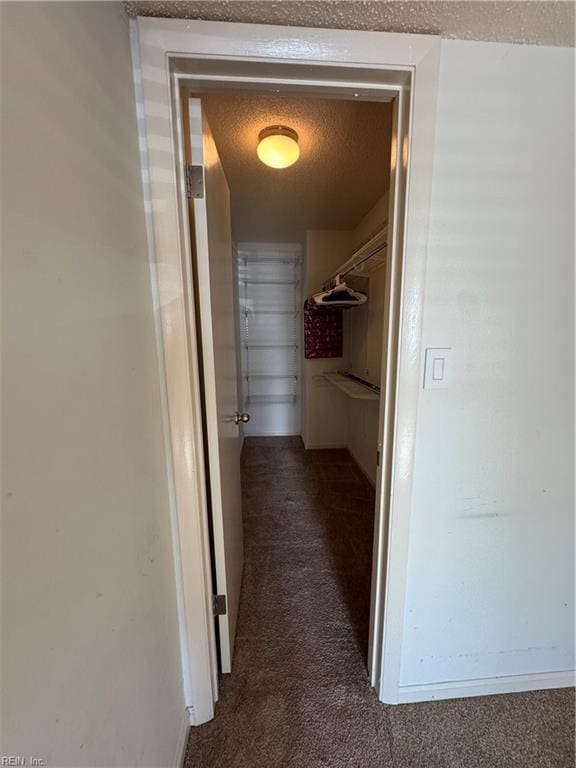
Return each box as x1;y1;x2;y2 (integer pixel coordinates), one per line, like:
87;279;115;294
185;96;245;673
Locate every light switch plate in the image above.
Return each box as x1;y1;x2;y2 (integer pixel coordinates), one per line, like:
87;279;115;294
423;347;451;389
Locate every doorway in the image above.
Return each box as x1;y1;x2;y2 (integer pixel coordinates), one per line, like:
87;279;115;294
182;84;395;688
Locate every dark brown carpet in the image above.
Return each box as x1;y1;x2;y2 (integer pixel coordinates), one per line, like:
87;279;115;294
184;437;575;768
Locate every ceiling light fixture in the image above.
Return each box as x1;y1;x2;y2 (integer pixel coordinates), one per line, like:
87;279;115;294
257;125;300;169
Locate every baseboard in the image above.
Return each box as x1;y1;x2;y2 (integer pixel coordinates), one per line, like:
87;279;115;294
244;430;301;437
347;444;376;487
303;442;348;450
302;441;377;487
397;669;576;704
174;709;191;768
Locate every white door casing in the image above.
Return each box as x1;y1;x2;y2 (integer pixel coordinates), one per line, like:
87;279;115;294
188;98;244;674
130;18;440;723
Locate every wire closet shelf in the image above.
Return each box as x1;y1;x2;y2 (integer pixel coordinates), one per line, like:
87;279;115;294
320;227;388;293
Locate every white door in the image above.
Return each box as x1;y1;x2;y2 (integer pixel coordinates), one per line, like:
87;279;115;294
188;98;244;673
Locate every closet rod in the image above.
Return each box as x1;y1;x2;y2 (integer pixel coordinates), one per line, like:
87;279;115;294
339;242;387;279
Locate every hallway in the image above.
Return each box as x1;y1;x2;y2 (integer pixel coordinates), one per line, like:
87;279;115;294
184;438;574;768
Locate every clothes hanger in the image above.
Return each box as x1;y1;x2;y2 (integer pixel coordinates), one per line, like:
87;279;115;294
311;275;367;308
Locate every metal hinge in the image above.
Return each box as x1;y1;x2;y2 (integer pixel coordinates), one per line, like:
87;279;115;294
376;449;380;467
185;164;204;199
212;594;227;616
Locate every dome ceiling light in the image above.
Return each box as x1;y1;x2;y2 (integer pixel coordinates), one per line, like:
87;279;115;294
256;125;300;169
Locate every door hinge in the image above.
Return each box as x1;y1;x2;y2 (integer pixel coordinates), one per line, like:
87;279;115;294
212;594;227;616
376;449;380;467
185;164;204;199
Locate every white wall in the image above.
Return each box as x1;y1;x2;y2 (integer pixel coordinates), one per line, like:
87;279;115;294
347;398;380;485
350;191;389;253
400;40;575;689
348;195;388;388
347;195;389;484
1;4;186;766
302;230;352;449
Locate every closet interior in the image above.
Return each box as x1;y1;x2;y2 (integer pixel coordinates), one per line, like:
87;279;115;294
302;220;388;485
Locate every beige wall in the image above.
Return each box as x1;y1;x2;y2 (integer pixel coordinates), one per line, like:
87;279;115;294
302;230;352;449
1;4;185;766
347;196;388;484
348;194;388;388
350;191;389;252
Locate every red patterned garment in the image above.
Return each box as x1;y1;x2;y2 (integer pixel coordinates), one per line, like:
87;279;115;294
303;299;343;359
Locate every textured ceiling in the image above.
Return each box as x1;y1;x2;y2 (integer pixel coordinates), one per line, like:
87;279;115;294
197;93;392;241
125;1;575;47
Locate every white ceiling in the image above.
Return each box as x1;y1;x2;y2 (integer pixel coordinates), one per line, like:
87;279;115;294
125;1;574;47
197;93;392;242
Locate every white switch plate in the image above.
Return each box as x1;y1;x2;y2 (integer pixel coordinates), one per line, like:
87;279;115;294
423;347;451;389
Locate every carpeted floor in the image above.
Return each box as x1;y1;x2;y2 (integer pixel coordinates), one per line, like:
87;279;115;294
184;437;575;768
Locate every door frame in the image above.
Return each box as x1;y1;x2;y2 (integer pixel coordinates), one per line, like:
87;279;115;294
130;17;441;724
